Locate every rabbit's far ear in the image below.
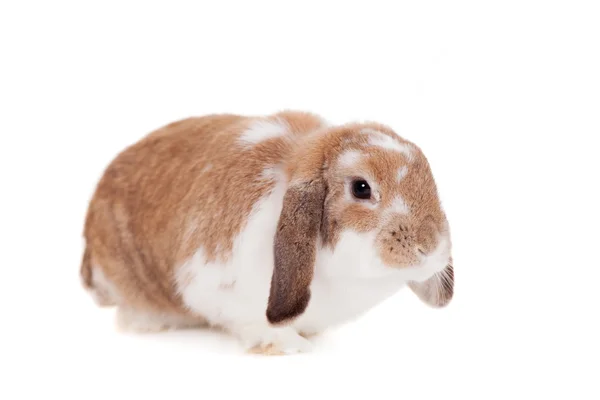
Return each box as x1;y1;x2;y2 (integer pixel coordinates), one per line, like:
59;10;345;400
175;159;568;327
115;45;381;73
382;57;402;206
408;261;454;308
266;178;326;325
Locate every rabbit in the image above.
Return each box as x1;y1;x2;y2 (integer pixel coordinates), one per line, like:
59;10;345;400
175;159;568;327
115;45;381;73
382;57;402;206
80;110;454;355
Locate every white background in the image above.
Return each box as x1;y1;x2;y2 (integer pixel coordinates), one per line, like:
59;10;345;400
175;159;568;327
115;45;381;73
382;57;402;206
1;1;599;399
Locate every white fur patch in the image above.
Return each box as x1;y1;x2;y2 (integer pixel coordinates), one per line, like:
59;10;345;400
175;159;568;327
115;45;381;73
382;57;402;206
316;231;393;279
238;118;289;145
360;128;385;136
295;231;409;332
361;128;413;160
397;166;408;182
388;196;409;214
338;150;362;168
259;166;279;180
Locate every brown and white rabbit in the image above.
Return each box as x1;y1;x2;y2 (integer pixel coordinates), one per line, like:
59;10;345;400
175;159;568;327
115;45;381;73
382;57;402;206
80;110;454;355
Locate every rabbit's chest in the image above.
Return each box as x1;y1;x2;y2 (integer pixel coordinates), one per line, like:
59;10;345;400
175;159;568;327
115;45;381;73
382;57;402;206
290;231;408;333
291;275;406;333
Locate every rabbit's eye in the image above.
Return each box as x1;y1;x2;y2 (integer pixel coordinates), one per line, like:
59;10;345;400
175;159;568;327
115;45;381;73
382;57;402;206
352;179;371;200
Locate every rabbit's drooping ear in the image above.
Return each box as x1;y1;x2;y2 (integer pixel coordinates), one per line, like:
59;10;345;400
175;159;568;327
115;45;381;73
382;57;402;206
266;179;326;324
408;261;454;308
